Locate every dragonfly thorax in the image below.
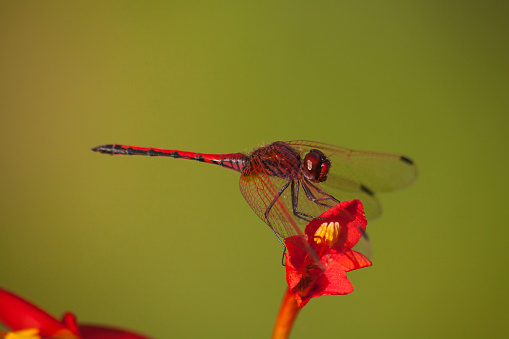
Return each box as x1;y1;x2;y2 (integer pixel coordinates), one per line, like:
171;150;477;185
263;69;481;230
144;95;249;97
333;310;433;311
243;141;303;180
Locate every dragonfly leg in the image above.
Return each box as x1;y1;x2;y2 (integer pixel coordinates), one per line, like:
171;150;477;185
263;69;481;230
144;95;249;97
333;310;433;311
290;180;316;221
308;181;340;202
264;180;291;250
288;179;342;223
302;180;340;206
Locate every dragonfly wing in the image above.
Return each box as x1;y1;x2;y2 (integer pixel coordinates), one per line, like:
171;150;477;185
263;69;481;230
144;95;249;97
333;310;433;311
352;231;373;259
239;156;302;241
238;149;374;259
286;140;417;219
238;163;346;234
286;140;417;192
316;175;383;219
239;157;332;267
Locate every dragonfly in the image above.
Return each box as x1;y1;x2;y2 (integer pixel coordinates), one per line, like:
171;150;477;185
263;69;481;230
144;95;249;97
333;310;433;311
91;141;417;250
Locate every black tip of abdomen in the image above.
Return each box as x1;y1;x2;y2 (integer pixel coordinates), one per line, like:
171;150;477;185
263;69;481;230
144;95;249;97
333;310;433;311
91;144;115;154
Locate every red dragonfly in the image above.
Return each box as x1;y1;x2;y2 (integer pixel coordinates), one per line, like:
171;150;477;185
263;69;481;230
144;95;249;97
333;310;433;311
92;141;417;248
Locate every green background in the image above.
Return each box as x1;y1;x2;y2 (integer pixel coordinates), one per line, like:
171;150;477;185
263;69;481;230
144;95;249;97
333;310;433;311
1;1;508;338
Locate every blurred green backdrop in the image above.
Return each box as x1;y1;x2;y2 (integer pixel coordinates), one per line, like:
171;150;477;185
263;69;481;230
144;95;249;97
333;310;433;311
1;1;508;338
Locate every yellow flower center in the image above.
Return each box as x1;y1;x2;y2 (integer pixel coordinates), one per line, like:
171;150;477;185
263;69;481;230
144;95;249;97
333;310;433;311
4;329;40;339
314;222;340;248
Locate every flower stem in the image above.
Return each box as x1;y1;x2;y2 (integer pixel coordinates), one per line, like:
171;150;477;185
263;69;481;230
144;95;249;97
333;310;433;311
271;288;301;339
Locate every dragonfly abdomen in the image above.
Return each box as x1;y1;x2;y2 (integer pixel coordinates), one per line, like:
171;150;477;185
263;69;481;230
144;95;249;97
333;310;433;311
91;144;248;172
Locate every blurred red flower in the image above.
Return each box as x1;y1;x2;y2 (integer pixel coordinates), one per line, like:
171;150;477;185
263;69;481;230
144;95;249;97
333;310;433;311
0;287;151;339
284;200;372;307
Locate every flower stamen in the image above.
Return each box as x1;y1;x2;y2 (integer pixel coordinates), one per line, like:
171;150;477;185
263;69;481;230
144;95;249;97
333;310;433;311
314;222;340;248
4;328;40;339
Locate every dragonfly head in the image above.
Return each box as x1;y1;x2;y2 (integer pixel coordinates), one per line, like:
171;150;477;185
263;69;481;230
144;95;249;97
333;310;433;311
302;149;331;183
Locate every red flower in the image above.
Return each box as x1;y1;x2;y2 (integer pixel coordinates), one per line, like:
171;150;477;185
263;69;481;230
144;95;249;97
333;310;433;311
284;200;372;308
0;287;151;339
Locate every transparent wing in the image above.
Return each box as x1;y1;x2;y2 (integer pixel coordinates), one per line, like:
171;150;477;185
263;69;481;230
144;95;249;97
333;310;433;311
239;155;303;241
239;145;376;259
239;157;332;264
294;177;374;258
286;140;417;219
238;153;364;238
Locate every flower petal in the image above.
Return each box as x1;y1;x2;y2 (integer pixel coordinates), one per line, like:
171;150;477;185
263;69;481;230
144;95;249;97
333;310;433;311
284;201;372;307
320;265;354;296
328;249;373;273
61;312;80;336
305;200;366;250
79;325;152;339
0;288;73;336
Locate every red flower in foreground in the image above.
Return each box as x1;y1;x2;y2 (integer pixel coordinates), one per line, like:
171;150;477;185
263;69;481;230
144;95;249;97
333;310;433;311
0;287;151;339
284;200;372;308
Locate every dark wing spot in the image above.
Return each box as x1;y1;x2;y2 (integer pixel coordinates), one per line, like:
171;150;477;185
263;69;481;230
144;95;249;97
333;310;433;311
360;185;374;196
360;227;370;240
400;156;414;165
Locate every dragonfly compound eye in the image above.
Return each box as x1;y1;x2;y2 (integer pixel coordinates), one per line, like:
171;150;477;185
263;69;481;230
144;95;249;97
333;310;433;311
303;149;331;182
